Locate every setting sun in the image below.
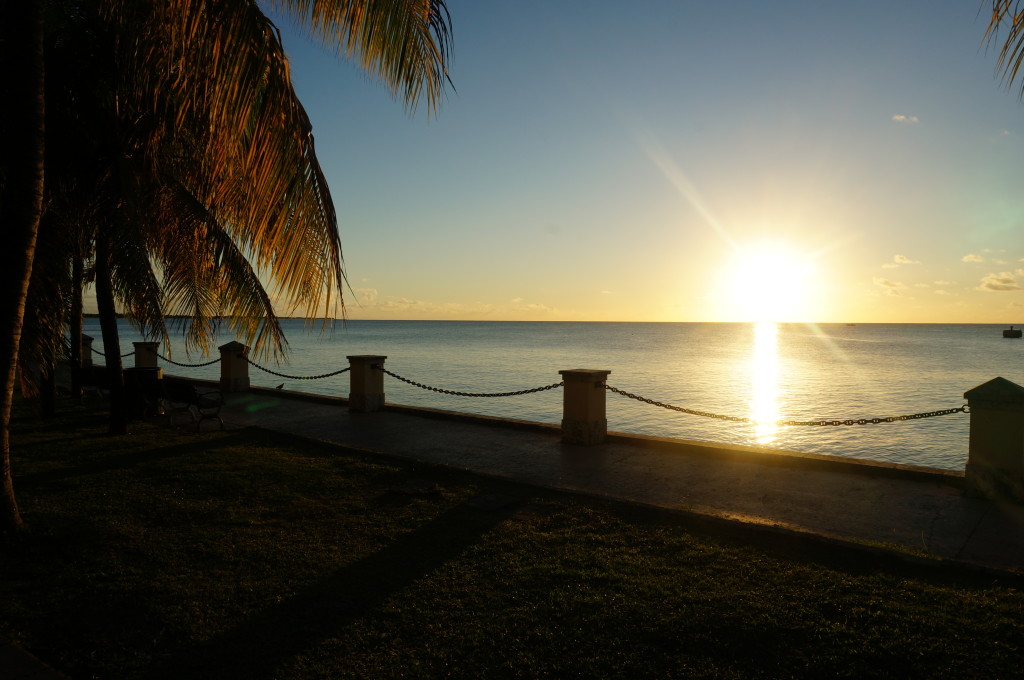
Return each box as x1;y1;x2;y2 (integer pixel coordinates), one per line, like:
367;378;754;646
722;242;819;322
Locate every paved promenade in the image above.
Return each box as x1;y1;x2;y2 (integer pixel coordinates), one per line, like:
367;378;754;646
220;387;1023;575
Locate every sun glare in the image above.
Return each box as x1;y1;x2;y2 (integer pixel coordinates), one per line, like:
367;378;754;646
750;322;780;444
723;242;818;322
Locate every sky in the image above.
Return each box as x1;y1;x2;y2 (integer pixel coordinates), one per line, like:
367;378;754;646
267;0;1024;323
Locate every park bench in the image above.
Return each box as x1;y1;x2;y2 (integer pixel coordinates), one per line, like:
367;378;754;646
161;378;224;430
79;365;110;401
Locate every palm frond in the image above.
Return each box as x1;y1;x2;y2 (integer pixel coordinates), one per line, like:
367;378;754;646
19;211;75;395
268;0;453;115
985;1;1024;98
156;180;289;359
153;1;347;323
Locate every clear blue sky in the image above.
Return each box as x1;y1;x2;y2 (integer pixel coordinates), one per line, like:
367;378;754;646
269;1;1024;323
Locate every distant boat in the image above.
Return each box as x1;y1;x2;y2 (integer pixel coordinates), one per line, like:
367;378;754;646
1003;326;1022;338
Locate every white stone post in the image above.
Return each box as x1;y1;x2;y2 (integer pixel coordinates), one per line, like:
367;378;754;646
964;377;1024;503
81;334;94;368
559;369;611;445
347;355;387;412
219;341;250;393
133;342;159;369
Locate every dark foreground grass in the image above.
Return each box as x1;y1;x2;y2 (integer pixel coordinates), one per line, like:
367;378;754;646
1;400;1021;679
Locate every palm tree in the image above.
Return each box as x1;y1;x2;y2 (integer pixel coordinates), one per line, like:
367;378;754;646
0;2;46;533
986;1;1024;96
0;0;453;532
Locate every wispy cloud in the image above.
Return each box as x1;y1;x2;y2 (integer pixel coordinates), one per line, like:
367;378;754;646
978;272;1021;292
355;287;379;304
510;297;557;315
891;114;919;124
962;254;985;263
351;294;502;318
873;277;906;296
882;254;916;268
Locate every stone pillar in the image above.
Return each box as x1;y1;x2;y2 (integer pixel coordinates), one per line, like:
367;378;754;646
559;369;611;445
219;341;250;393
347;355;387;412
81;334;94;368
133;342;159;369
964;377;1024;503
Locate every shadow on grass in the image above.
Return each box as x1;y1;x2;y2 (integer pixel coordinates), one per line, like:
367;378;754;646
149;500;514;680
16;430;267;489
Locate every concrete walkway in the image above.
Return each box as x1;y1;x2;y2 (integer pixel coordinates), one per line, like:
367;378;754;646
219;387;1024;576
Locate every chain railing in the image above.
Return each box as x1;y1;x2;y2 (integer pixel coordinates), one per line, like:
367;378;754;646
90;346;135;358
152;350;221;368
239;354;351;381
605;385;968;427
82;336;973;429
380;367;563;398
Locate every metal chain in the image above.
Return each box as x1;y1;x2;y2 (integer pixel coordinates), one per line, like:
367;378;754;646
605;385;969;426
90;346;135;358
240;354;351;380
772;408;968;426
154;351;221;368
381;367;563;397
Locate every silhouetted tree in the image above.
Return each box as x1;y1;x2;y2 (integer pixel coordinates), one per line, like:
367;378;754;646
1;0;452;531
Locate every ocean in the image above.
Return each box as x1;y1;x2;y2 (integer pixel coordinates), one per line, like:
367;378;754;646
83;319;1024;471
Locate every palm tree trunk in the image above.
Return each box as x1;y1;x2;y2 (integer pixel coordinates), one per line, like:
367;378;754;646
0;2;45;533
94;242;129;435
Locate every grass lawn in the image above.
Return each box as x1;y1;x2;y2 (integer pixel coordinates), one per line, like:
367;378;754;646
1;399;1022;679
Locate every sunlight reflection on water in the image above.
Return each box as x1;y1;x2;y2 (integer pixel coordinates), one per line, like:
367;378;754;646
750;322;780;445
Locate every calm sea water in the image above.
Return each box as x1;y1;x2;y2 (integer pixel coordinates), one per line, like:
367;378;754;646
84;320;1024;471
